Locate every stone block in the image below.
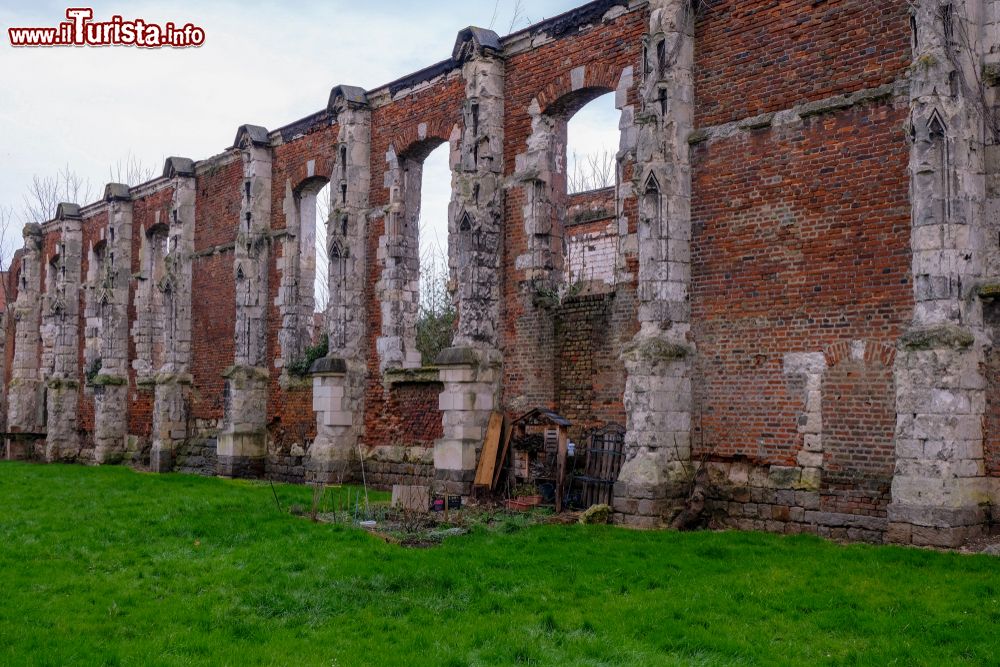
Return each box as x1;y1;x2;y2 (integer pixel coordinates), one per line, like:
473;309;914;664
433;439;477;471
391;485;430;512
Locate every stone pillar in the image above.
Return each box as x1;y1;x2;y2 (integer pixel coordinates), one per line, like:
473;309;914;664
614;0;696;527
431;27;505;496
150;157;196;473
307;85;370;484
92;184;133;464
376;150;422;372
42;204;83;462
889;1;993;546
218;126;272;478
5;224;44;460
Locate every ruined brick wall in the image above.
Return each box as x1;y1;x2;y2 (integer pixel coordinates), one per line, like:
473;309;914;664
3;0;947;541
688;0;913;538
501;4;646;412
555;291;635;444
362;75;465;453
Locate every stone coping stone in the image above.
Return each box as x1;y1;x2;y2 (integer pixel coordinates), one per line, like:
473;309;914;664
309;356;348;376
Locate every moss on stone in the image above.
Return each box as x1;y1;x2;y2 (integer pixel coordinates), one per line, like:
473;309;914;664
984;62;1000;87
46;378;79;390
91;375;127;387
623;336;691;363
901;325;974;351
978;282;1000;299
686;129;709;145
579;504;612;525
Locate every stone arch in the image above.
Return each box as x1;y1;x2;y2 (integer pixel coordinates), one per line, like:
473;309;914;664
517;69;627;289
292;174;331;351
389;120;455;163
534;64;620;117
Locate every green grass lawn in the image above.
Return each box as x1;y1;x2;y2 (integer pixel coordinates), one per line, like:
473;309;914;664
0;463;997;666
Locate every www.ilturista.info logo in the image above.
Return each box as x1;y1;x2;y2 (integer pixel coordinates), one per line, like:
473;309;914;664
8;8;205;48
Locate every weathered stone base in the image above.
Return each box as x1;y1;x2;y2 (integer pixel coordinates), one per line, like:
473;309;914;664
305;454;356;485
434;467;476;497
709;491;887;544
174;437;218;476
612;481;686;529
216;431;266;479
265;445;308;484
886;504;988;548
364;445;434;488
150;445;174;474
433;347;499;498
217;454;265;480
4;434;44;461
93;384;129;465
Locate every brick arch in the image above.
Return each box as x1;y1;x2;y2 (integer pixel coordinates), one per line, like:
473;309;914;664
293;175;330;197
287;157;335;194
823;340;895;369
389;118;456;162
534;62;622;118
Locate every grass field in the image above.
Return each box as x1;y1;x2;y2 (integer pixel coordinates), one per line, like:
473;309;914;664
0;462;998;666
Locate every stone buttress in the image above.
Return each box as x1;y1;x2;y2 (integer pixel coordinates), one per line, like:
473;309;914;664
614;0;696;527
42;203;83;462
5;224;45;459
889;0;1000;546
149;158;196;473
433;27;505;497
307;86;371;484
91;184;133;464
218;126;273;478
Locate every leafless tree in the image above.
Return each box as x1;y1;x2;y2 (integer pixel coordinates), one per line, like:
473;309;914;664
488;0;531;34
108;152;158;188
0;205;18;335
21;164;92;224
21;155;157;226
416;226;454;365
314;183;331;313
568;149;616;194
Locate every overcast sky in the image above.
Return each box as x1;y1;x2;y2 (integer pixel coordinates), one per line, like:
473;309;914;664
0;0;619;271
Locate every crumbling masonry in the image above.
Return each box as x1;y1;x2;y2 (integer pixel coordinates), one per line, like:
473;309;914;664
5;0;1000;545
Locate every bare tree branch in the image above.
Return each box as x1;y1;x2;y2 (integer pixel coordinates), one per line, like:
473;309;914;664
314;183;331;314
108;152;158;187
21;164;92;224
568;149;616;194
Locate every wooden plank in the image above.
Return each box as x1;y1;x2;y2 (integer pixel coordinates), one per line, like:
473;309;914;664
555;428;568;513
491;416;513;490
474;411;504;487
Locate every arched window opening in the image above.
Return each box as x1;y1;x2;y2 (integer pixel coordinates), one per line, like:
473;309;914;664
415;142;454;366
296;179;331;347
566;92;618;195
562;91;621;288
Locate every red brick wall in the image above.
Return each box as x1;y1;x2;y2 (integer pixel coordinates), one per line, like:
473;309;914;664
822;352;896;485
190;159;241;423
383;382;444;449
691;101;912;466
362;74;464;450
694;0;911;128
555;291;636;444
4;1;919;503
